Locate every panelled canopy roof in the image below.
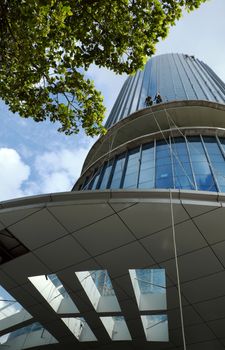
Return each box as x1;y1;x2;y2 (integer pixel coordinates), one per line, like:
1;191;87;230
1;190;225;349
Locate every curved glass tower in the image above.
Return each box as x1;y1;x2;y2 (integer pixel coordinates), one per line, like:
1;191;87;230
106;53;225;128
74;53;225;194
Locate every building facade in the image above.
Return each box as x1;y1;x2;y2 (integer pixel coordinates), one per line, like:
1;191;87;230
1;54;225;350
74;54;225;196
105;53;225;128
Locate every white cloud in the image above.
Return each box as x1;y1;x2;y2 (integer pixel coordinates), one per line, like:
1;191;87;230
30;147;90;194
0;144;92;201
0;148;30;201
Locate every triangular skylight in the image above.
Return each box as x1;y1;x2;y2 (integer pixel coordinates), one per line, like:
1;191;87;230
0;322;58;349
61;317;97;342
0;285;32;332
75;270;121;312
100;316;131;341
28;274;79;314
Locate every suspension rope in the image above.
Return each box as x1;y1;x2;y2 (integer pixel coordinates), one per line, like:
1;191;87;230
164;108;224;191
170;190;187;350
134;277;166;289
164;109;197;189
150;107;196;189
146;317;167;330
149;105;187;348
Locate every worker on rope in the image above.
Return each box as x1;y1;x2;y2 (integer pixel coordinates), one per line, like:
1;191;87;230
154;92;162;104
145;95;153;107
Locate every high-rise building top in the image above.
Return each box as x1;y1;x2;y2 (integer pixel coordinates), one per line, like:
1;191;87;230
106;53;225;128
74;54;225;194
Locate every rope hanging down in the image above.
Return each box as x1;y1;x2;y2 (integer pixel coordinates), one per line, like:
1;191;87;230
170;190;187;350
150;106;195;189
150;106;187;348
164;107;225;190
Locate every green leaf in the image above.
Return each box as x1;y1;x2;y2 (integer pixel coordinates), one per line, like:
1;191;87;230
0;0;207;136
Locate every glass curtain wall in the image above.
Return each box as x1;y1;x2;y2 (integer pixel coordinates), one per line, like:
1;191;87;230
106;53;225;128
81;136;225;193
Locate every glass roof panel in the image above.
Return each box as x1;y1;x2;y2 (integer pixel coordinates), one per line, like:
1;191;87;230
141;315;169;342
29;274;79;314
129;269;167;311
75;270;121;312
61;317;97;342
100;316;131;341
0;322;58;349
0;285;32;332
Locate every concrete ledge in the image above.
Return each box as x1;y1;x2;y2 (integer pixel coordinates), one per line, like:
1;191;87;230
81;100;225;175
0;189;223;212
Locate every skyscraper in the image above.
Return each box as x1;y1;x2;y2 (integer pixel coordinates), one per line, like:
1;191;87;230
1;54;225;350
74;53;225;193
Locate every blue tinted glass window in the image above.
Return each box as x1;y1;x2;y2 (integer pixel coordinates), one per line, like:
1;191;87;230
110;154;126;189
88;169;101;190
130;71;143;114
123;148;140;189
158;55;174;101
204;137;225;192
138;143;155;188
82;176;90;190
99;161;113;189
135;269;166;294
171;138;195;189
149;60;157;100
138;61;152;109
80;137;225;193
176;55;197;100
183;58;206;100
219;138;225;150
171;138;195;190
124;72;139;116
170;54;187;100
156;140;173;189
187;137;217;191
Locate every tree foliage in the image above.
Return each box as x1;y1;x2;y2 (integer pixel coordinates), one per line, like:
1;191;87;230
0;0;206;136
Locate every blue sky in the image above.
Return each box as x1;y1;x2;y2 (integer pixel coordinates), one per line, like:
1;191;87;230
0;0;224;201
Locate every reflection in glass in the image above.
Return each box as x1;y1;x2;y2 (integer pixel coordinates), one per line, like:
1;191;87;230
110;153;126;189
0;322;57;349
123;148;140;188
156;140;173;188
76;270;120;312
99;161;113;189
141;315;169;342
106;54;225;128
129;269;167;311
62;317;97;342
0;286;32;332
88;170;101;190
29;274;79;314
100;316;131;341
171;138;195;190
80;135;225;193
188;136;217;191
204;136;225;192
138;143;155;188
